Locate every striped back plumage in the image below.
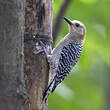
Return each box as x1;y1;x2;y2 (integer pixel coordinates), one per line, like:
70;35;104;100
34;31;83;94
55;41;83;84
43;41;83;100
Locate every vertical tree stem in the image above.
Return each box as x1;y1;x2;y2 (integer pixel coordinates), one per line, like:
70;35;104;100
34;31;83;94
24;0;53;110
0;0;25;110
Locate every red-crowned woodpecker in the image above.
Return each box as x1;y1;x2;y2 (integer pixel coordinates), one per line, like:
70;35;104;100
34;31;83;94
43;17;86;101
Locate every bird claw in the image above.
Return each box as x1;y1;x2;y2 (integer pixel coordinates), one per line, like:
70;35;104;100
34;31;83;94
46;55;52;63
33;42;44;54
33;37;52;63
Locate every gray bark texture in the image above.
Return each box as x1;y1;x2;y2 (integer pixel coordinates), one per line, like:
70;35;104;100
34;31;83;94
24;0;53;110
0;0;25;110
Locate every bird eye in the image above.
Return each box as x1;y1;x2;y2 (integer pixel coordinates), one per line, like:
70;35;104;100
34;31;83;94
75;23;80;27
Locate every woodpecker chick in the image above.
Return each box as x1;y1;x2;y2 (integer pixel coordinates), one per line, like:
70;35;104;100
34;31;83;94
43;17;86;100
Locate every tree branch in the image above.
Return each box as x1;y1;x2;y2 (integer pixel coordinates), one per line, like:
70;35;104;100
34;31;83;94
52;0;72;44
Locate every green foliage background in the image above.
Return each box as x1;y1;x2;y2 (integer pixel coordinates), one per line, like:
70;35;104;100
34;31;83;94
48;0;110;110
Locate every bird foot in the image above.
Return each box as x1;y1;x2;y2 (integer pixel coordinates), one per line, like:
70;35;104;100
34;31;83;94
33;36;52;63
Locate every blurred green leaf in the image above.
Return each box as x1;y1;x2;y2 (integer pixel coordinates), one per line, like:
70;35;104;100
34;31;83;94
48;0;110;110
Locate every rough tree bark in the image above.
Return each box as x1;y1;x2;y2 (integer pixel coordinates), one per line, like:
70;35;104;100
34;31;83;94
0;0;25;110
24;0;53;110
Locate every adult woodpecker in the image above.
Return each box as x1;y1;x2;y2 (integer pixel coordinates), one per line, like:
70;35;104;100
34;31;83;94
43;17;86;101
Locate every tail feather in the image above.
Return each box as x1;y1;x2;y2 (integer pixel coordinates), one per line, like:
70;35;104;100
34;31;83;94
42;79;55;101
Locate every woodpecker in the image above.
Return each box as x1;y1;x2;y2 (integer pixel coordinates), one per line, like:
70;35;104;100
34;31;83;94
43;17;86;101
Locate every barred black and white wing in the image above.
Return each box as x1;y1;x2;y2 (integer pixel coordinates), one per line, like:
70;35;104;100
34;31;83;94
43;41;82;100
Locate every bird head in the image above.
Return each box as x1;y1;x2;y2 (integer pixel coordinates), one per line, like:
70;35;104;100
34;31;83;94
64;17;86;40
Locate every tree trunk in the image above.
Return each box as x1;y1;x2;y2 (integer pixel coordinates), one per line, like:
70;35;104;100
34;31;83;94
24;0;53;110
0;0;25;110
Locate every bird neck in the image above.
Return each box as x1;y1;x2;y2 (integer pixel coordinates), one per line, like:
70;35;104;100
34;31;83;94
67;33;84;43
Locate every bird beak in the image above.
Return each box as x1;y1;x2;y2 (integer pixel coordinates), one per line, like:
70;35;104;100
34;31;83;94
64;17;72;25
